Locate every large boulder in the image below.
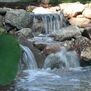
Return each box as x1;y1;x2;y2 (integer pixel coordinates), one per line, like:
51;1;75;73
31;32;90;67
5;9;33;30
62;3;85;18
50;25;82;41
69;17;91;27
83;8;91;19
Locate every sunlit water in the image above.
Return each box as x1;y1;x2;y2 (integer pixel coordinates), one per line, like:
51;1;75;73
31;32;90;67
15;67;91;91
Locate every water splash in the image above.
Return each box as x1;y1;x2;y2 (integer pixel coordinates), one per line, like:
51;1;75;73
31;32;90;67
20;44;38;69
44;47;80;69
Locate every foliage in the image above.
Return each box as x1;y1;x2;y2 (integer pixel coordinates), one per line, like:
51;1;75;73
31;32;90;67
0;33;21;85
20;0;39;3
49;0;91;4
19;0;91;5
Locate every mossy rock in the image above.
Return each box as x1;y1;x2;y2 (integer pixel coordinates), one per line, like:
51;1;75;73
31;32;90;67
0;33;21;85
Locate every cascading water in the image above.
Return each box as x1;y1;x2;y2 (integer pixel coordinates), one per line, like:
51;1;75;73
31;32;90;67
14;44;91;91
20;44;38;69
32;13;68;35
14;10;91;91
44;47;80;69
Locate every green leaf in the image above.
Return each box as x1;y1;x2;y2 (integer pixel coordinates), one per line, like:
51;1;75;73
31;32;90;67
0;33;21;85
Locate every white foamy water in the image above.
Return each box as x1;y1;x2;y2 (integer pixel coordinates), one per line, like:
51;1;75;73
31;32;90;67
44;47;80;69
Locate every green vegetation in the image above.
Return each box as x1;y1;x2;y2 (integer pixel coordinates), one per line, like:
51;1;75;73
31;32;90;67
20;0;91;4
0;33;21;85
50;0;91;4
20;0;38;3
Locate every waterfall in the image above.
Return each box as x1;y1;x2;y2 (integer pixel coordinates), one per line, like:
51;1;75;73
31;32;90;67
44;47;80;69
20;44;38;69
32;13;68;35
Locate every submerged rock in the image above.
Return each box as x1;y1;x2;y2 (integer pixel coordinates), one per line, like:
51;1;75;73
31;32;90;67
5;9;33;29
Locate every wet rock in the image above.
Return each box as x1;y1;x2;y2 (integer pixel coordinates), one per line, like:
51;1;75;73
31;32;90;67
62;3;85;18
70;36;91;55
32;20;44;36
5;9;33;29
79;23;91;39
81;46;91;61
69;17;91;27
83;8;91;19
43;43;62;55
50;25;82;41
16;28;32;38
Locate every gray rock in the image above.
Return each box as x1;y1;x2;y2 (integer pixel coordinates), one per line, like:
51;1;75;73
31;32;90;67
51;25;82;41
0;7;12;15
17;28;32;38
5;9;33;29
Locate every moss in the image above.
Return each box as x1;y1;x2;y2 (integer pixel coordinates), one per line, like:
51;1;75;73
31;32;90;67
0;33;21;85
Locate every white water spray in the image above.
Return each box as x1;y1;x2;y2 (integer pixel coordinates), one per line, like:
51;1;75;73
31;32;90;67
44;47;80;69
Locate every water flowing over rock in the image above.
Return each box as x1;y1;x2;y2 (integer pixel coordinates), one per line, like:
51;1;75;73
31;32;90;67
44;47;80;69
20;44;38;69
32;12;68;35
